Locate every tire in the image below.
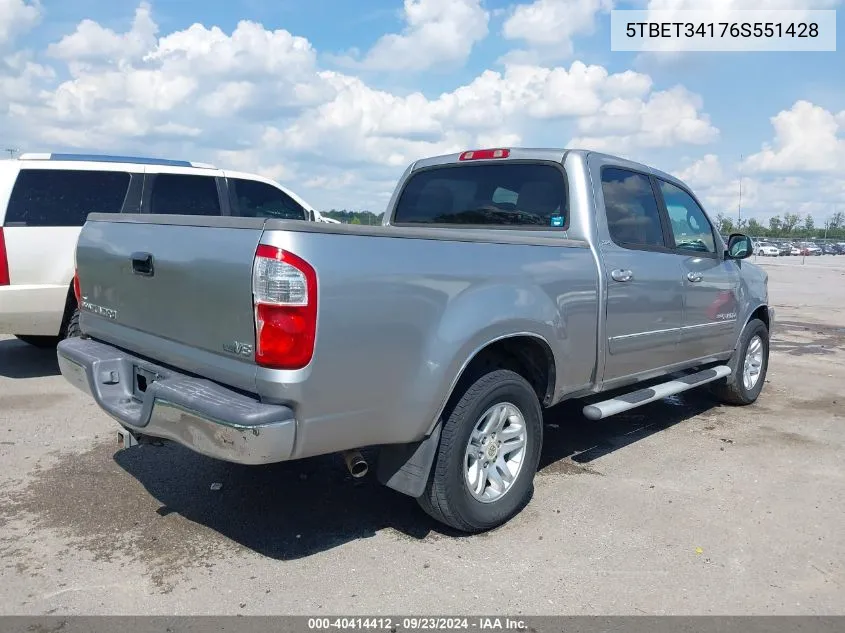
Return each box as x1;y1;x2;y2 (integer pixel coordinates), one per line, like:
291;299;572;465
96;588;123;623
63;307;82;339
712;318;769;405
417;369;543;533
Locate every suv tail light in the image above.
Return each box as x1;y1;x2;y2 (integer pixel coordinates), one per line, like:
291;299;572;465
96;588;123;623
0;228;9;286
252;244;317;369
73;269;81;304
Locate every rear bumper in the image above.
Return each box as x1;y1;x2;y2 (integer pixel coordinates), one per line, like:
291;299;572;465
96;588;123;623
57;337;296;465
0;284;68;336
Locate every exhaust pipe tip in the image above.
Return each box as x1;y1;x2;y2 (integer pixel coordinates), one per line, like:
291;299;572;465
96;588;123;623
342;449;368;478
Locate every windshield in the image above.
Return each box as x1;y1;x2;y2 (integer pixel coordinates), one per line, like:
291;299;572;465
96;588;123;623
392;162;568;228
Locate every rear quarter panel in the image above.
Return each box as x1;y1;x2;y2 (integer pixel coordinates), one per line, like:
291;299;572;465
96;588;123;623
257;226;599;459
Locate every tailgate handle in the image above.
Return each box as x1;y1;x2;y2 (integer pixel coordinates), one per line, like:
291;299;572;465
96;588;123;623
131;252;154;277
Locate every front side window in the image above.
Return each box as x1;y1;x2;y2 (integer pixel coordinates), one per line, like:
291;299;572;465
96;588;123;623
657;179;716;254
5;169;130;227
231;179;307;220
149;174;221;216
601;167;665;248
393;163;568;228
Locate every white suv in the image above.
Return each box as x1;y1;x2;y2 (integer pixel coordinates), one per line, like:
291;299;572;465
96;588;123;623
0;153;321;347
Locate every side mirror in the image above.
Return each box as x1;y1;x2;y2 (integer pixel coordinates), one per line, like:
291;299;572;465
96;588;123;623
726;233;753;260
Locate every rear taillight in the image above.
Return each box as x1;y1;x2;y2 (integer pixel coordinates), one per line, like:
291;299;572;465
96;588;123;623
0;228;9;286
73;269;81;304
252;244;317;369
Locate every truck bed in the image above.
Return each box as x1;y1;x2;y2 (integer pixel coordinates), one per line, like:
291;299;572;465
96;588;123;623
73;213;600;458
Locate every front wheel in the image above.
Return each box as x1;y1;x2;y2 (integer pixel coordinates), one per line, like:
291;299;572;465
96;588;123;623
712;318;770;405
417;369;543;533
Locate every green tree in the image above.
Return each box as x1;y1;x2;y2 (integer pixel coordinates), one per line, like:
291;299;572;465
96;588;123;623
350;216;361;225
715;213;734;234
747;218;765;236
782;213;800;235
803;215;815;235
768;215;782;236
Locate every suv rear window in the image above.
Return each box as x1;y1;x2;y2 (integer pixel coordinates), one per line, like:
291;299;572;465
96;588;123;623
393;163;568;228
149;173;221;215
5;169;130;227
230;178;307;220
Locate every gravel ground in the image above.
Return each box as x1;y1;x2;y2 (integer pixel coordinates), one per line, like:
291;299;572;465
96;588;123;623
0;254;843;615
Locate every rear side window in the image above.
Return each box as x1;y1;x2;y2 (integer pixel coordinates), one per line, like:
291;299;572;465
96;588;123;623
231;178;307;220
601;167;665;249
5;169;130;227
393;163;568;228
149;174;221;215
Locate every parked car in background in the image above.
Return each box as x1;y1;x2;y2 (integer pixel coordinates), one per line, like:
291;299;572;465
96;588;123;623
821;243;839;255
790;245;802;256
0;153;316;348
755;242;780;257
58;147;773;533
800;243;822;256
777;243;793;256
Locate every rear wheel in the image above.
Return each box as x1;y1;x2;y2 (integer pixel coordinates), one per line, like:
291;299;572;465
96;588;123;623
417;369;543;533
63;308;82;339
712;318;769;405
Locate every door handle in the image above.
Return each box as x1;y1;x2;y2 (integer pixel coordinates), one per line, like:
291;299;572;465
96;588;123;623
687;272;703;283
131;252;154;277
611;269;634;282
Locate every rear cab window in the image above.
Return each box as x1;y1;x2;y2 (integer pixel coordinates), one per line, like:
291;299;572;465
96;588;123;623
392;162;568;228
4;169;131;227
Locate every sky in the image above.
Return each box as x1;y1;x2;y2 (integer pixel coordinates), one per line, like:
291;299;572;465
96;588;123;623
0;0;843;223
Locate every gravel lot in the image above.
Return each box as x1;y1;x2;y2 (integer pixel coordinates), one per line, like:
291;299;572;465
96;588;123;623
1;254;843;615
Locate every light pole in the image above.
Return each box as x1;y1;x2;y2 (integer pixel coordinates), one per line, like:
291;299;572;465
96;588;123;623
738;153;743;228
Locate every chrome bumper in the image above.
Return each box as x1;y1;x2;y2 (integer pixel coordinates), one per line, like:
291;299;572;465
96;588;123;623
57;337;296;465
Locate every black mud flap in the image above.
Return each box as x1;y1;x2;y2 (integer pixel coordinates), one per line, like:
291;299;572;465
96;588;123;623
376;423;442;498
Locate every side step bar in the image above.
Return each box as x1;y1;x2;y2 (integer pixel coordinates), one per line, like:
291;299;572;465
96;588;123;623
583;365;732;421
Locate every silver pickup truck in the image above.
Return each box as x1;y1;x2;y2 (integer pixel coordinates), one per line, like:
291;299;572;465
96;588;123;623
57;148;772;533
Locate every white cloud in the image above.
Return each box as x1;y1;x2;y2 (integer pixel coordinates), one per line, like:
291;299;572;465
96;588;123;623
674;154;724;188
671;151;845;225
0;52;53;111
335;0;489;71
570;86;719;152
744;100;845;173
647;0;839;10
47;2;156;63
502;0;612;56
0;0;40;47
262;61;700;172
2;2;720;212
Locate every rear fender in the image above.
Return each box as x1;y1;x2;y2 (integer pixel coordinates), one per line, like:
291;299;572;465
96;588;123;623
420;283;560;435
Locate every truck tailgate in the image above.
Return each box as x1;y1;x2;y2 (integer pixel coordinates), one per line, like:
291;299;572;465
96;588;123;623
76;215;266;391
